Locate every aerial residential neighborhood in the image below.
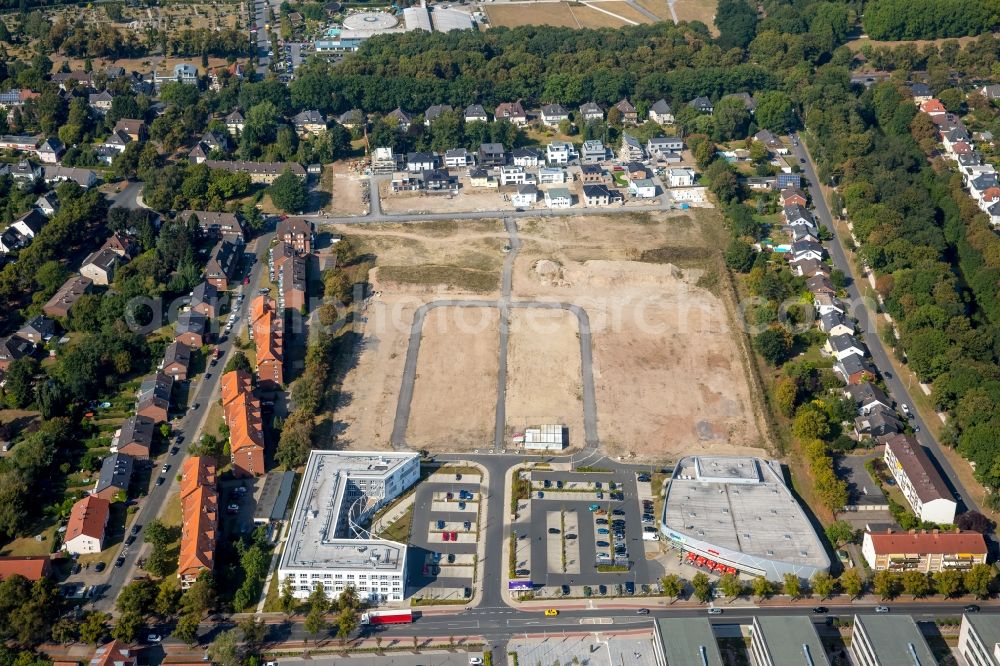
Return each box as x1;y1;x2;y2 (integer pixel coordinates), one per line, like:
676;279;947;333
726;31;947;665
0;0;998;665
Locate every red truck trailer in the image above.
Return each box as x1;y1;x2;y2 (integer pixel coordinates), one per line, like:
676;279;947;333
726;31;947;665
360;609;413;626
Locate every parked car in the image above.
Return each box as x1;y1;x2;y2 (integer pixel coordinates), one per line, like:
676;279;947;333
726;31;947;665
561;584;570;595
450;531;457;541
548;528;560;534
636;474;651;482
597;541;610;547
131;524;141;535
597;528;609;535
437;520;446;530
598;584;607;595
588;503;600;512
565;534;577;540
515;569;530;576
94;562;105;572
156;477;165;486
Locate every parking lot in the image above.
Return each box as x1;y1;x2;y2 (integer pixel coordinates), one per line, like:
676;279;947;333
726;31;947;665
513;469;665;599
407;470;484;602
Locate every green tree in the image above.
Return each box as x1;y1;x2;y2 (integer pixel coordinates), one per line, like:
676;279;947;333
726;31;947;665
116;578;157;617
754;90;796;133
724;239;755;273
751;577;774;600
691;572;713;603
964;564;996;599
239;616;266;648
304;605;328;645
792;404;831;441
660;574;683;603
268;170;308;213
783;573;801;599
224;351;253;375
4;357;37;409
207;629;241;666
901;571;931;598
933;569;964;598
774;377;799;417
335;607;358;641
715;0;758;50
280;576;297;616
873;570;900;600
155;580;181;617
824;520;856;547
840;568;864;599
112;611;142;643
78;611;109;644
719;573;743;600
811;572;836;600
174;612;201;645
754;327;793;365
713;97;750;141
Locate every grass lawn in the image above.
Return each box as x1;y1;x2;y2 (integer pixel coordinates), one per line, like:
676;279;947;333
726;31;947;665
435;464;482;478
160;491;182;528
0;524;59;557
378;506;413;543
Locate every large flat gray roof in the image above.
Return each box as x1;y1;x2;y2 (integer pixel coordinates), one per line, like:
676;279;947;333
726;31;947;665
964;613;1000;647
853;615;935;666
655;618;723;665
752;616;830;665
663;456;828;569
279;451;418;573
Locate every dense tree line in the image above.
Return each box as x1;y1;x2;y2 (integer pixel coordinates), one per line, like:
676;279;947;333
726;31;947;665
317;23;780;114
862;0;1000;41
803;69;1000;500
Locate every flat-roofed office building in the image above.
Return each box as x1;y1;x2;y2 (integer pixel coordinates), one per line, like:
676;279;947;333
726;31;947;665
958;613;1000;666
278;451;420;603
850;614;935;666
749;616;830;666
652;617;724;665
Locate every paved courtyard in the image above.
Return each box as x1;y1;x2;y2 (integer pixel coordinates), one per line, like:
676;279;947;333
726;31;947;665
509;634;659;666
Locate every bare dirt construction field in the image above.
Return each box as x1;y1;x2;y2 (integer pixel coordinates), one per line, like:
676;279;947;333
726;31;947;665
484;2;637;28
326;162;368;216
324;211;767;461
327;221;505;451
506;309;585;446
514;212;766;462
380;180;507;215
406;307;500;449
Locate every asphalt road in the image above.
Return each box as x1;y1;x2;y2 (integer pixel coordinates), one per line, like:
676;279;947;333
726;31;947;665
90;231;274;611
108;181;146;210
791;137;980;515
141;600;997;654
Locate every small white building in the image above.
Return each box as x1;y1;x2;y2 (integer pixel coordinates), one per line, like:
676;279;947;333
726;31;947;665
538;167;566;185
628;177;656;198
63;495;109;555
500;165;532;186
546;141;576;165
444;148;473;168
544;187;572;209
511;184;538;207
667;168;695;188
520;424;565;451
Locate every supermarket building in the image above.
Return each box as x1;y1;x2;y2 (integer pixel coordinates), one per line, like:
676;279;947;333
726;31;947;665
660;456;830;582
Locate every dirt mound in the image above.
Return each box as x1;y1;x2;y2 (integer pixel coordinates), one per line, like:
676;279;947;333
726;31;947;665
561;260;693;288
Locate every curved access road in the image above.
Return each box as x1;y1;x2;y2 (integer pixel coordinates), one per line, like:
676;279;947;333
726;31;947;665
390;217;599;454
